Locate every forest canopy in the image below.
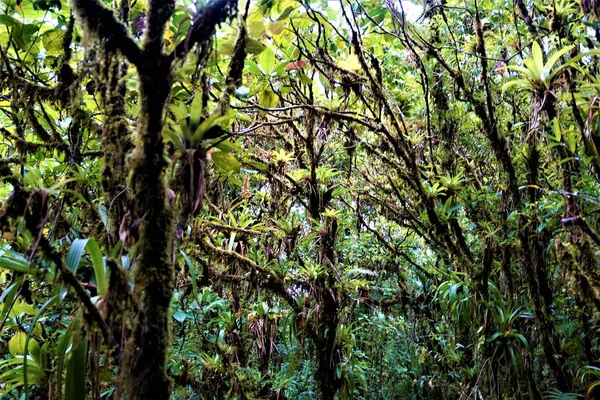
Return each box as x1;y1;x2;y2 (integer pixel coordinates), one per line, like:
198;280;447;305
2;0;600;398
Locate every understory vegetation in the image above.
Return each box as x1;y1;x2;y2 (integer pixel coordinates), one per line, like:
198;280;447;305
2;0;600;398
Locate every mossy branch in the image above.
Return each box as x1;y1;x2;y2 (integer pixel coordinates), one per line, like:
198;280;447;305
204;221;263;236
42;237;114;346
216;8;248;115
562;216;600;247
71;0;142;67
167;0;237;63
143;0;175;55
3;186;114;347
200;237;302;315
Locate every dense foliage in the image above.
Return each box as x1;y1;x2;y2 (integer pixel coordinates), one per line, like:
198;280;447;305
2;0;600;398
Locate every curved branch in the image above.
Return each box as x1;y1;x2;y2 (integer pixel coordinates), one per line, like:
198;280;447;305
562;216;600;247
200;237;302;315
71;0;142;67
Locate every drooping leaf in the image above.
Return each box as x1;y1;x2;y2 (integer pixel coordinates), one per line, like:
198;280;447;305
65;238;107;297
259;90;278;108
173;310;187;322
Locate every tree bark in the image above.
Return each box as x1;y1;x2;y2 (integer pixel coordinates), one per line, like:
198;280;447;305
71;0;238;397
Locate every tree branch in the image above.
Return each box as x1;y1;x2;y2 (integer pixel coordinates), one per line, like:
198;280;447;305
167;0;237;63
71;0;142;67
200;237;301;315
562;216;600;247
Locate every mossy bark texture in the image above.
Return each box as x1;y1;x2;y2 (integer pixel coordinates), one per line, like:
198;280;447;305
71;0;237;398
122;35;175;400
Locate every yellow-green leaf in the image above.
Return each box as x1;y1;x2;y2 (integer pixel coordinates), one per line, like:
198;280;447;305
189;94;204;129
248;20;265;38
339;53;361;72
269;21;285;35
192;112;236;144
259;90;278;108
272;148;293;164
246;38;266;55
259;47;276;74
9;332;39;355
10;302;37;317
42;28;64;55
212;152;241;173
531;42;544;74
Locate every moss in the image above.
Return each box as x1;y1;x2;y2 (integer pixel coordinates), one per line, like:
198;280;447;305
216;19;246;115
71;0;142;66
119;56;175;400
102;259;135;358
70;1;240;397
98;49;133;245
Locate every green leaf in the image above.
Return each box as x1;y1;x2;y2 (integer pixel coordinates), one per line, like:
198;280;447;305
246;37;266;55
277;5;295;21
567;130;577;154
552;118;562;142
259;47;276;75
244;160;268;171
269;21;285;35
545;45;574;74
0;248;29;273
212;152;241;173
85;239;107;297
169;102;188;123
531;42;544;76
11;302;37;316
0;15;16;26
189;93;204;129
9;332;36;355
163;123;186;153
259;90;278;108
514;333;529;348
56;317;77;400
180;249;199;298
65;332;88;400
0;279;22;329
65;238;107;297
192;112;235;144
219;38;235;56
0;254;28;272
40;343;49;370
215;139;242;153
41;28;64;55
17;2;54;19
173;310;187;322
12;23;41;53
248;20;265;38
66;239;86;273
245;59;263;75
506;65;534;78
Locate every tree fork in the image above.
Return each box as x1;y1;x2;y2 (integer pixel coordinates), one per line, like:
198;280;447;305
71;0;238;397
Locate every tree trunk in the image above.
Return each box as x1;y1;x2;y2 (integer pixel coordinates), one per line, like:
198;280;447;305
120;55;175;399
71;0;237;397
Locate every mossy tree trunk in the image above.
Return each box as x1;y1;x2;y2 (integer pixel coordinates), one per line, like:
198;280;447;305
71;0;237;397
120;3;175;396
98;1;133;246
